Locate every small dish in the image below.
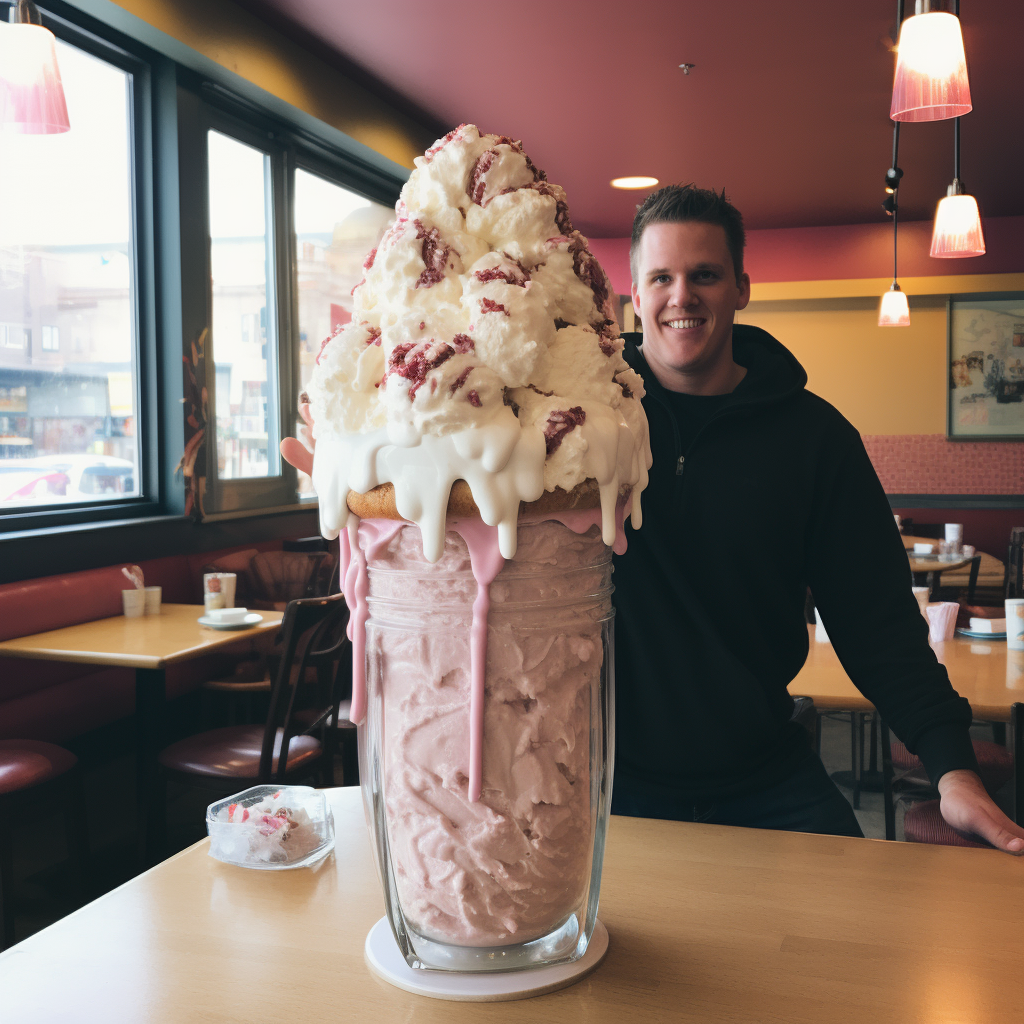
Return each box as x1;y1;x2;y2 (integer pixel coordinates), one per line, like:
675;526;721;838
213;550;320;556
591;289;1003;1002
207;785;335;869
198;611;263;630
955;628;1007;640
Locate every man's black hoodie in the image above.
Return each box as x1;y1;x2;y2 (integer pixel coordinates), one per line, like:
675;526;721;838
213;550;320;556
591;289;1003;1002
612;324;978;800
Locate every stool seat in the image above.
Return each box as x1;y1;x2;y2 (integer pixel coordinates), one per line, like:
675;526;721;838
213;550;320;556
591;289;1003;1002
159;726;321;780
903;799;993;849
0;740;78;796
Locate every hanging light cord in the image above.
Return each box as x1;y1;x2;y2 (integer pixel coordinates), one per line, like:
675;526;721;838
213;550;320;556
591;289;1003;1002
890;0;904;285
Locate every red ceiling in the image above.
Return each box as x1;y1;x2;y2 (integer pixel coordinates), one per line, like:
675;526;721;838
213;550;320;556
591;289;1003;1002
242;0;1023;238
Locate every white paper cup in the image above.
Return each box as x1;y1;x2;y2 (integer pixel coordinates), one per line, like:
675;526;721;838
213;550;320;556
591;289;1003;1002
945;523;963;544
925;601;958;643
143;586;162;615
204;572;236;612
1006;599;1024;652
813;607;830;644
122;589;145;618
912;586;930;617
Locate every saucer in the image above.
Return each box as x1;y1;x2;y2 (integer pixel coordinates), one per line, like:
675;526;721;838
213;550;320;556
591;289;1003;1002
198;612;263;630
955;628;1007;640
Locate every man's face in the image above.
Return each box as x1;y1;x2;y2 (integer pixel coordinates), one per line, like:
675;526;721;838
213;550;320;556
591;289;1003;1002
630;221;751;389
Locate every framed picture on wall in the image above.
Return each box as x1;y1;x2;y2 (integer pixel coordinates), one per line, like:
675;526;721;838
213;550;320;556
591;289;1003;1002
947;292;1024;440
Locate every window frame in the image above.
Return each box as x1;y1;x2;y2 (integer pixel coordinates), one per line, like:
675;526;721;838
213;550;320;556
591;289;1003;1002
0;1;162;533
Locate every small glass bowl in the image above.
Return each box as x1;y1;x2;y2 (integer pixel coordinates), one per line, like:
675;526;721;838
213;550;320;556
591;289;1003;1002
206;785;335;870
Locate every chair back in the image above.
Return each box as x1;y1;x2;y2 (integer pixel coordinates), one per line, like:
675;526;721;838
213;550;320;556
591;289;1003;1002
259;594;349;783
1009;527;1024;600
250;550;337;609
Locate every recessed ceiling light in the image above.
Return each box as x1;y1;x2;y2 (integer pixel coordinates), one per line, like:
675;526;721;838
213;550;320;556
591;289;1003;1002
611;176;659;190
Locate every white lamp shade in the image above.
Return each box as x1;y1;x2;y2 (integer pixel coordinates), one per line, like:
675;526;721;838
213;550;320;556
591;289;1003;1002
0;23;70;134
930;193;986;257
878;288;911;327
890;12;971;122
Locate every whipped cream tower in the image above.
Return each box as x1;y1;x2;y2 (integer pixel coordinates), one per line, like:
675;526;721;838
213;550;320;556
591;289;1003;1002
306;123;650;565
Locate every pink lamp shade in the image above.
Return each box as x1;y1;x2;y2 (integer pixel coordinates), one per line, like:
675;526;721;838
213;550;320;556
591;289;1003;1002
878;287;911;327
890;11;971;122
930;193;986;257
0;23;70;134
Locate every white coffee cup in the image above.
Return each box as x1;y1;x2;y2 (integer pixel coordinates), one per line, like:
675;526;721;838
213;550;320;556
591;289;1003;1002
203;572;236;612
1006;599;1024;652
945;523;963;544
143;586;162;615
122;589;145;618
913;542;935;555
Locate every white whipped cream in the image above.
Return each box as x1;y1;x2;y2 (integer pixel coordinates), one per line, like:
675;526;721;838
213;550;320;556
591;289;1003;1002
304;124;651;561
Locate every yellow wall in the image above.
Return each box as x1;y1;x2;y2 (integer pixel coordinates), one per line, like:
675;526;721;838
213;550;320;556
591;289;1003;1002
735;297;948;435
108;0;436;169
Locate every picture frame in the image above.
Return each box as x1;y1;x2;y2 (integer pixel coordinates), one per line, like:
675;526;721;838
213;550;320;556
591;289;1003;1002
946;292;1024;441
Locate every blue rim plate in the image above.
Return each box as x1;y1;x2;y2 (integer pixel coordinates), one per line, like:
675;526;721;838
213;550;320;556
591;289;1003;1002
955;628;1007;640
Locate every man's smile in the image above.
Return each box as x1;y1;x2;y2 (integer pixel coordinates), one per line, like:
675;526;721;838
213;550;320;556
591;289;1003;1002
661;317;707;330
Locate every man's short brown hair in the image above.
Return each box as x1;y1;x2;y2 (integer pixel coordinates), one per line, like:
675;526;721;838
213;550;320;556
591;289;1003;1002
630;184;746;283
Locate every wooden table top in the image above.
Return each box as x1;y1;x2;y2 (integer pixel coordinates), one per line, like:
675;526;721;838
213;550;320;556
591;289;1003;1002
907;553;975;575
0;604;283;669
790;624;1024;720
2;787;1021;1023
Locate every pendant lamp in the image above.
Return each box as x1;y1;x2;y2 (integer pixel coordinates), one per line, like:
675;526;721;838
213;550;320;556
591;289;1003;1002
930;119;985;257
0;1;70;134
879;121;910;327
890;0;971;122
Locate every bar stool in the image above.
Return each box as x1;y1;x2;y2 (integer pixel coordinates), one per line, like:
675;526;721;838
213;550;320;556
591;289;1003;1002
0;740;90;949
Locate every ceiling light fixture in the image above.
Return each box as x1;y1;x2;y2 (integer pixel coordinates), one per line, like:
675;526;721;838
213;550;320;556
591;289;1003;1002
611;176;659;190
890;0;971;122
0;0;70;134
879;115;910;327
930;116;985;257
678;63;695;75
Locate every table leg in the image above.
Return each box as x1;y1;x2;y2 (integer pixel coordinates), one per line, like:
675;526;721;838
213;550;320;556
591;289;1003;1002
1013;703;1023;827
135;667;166;866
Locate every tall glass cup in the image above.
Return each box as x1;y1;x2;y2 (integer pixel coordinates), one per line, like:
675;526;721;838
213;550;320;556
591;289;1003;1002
358;519;614;972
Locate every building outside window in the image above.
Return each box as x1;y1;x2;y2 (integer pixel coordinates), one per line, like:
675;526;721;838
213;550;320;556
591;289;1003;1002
292;168;391;498
0;37;139;510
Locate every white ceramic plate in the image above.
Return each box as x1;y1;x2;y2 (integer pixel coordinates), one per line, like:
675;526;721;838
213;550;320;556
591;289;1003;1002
955;628;1007;640
198;612;263;630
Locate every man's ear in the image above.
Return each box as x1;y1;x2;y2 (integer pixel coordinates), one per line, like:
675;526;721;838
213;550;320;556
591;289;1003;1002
630;280;642;325
735;272;751;311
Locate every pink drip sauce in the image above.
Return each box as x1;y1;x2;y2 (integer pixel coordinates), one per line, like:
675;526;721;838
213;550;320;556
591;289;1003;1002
340;496;634;801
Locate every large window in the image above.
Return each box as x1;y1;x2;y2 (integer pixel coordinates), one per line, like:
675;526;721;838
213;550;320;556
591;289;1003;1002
208;130;280;484
292;168;391;498
0;36;140;511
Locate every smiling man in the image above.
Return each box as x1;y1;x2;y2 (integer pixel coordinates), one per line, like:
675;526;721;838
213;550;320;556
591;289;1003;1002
612;183;1024;853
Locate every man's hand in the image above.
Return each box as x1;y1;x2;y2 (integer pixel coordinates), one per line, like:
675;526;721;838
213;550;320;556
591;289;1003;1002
937;769;1024;854
280;402;315;478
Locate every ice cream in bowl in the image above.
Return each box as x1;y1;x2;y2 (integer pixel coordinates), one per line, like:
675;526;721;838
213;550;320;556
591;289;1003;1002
282;125;651;973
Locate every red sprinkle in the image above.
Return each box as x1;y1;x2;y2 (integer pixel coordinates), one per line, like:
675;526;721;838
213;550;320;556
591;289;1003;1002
468;150;496;205
544;407;586;455
363;247;377;271
414;220;451;289
474;257;528;287
419;321;426;330
569;234;609;308
387;341;455;398
366;326;382;346
480;298;509;316
448;366;473;396
467;390;482;407
423;124;468;163
452;333;475;353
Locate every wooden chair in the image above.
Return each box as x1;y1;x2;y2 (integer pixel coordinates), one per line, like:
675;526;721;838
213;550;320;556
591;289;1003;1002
0;740;89;949
201;550;338;723
158;594;350;852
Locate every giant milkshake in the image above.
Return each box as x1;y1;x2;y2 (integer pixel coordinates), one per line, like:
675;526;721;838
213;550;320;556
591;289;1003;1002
289;125;651;971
